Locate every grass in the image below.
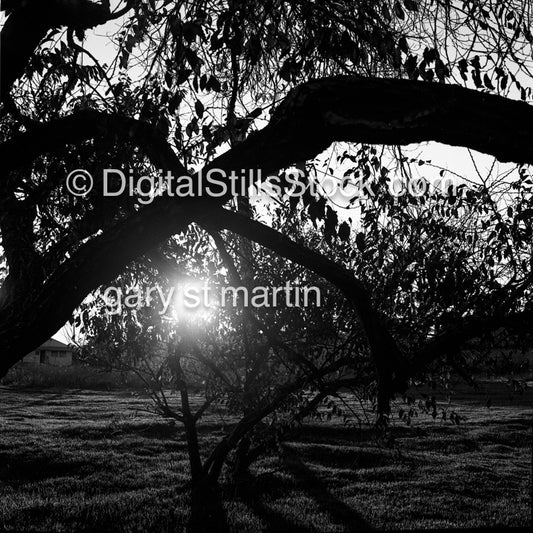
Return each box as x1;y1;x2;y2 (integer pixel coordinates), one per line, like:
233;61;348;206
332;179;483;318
2;364;146;390
0;381;531;532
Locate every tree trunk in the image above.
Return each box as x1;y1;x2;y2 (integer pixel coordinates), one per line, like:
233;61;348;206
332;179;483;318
228;436;253;491
187;477;229;533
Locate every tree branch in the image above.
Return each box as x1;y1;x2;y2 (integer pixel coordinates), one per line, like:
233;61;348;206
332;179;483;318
411;308;533;377
1;76;532;384
210;76;533;171
0;0;134;101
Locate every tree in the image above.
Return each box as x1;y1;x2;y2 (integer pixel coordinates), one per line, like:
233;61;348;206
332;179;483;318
78;218;371;532
0;0;532;426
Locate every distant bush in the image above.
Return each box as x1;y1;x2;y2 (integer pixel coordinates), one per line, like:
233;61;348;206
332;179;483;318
0;363;146;390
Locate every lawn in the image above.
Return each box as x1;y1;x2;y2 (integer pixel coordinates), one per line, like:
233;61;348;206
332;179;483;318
0;382;531;532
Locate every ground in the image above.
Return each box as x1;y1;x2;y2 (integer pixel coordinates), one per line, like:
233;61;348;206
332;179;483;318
0;382;531;532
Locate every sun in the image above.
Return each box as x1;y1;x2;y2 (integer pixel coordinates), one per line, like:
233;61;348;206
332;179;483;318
165;276;218;326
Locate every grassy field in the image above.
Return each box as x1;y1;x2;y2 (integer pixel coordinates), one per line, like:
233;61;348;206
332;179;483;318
0;382;531;532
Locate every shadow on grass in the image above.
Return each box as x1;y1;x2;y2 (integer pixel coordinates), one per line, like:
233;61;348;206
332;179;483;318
0;452;94;483
60;421;180;441
236;474;315;533
17;390;69;407
293;423;433;448
279;443;374;532
290;441;398;470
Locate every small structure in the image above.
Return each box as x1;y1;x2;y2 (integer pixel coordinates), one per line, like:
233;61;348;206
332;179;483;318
23;338;73;367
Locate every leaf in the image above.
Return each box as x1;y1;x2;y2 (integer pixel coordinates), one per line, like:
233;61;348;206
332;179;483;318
207;75;221;92
404;0;418;11
176;69;192;85
195;99;204;119
435;58;448;81
483;73;495;90
471;55;481;70
120;50;130;70
458;58;468;81
472;68;482;88
184;48;201;69
355;232;365;252
500;74;508;90
398;36;409;54
404;54;418;79
394;1;405;19
338;221;350;241
423;47;438;63
324;206;338;239
248;107;263;119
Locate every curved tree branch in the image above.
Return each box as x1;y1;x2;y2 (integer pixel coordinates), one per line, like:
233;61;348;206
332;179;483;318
210;76;533;174
3;76;533;179
1;75;532;387
202;209;408;412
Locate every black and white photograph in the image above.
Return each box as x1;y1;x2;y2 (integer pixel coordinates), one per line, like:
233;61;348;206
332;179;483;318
0;1;532;532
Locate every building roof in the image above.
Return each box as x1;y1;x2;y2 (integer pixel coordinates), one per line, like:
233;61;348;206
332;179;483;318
38;338;71;351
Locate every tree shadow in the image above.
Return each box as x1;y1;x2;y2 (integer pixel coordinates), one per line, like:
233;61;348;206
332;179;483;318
59;421;180;440
0;452;94;484
16;390;68;407
237;473;315;533
279;444;374;532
